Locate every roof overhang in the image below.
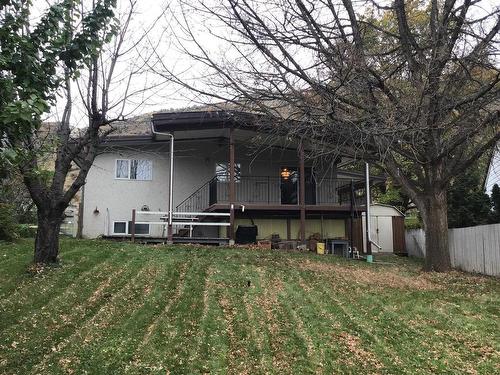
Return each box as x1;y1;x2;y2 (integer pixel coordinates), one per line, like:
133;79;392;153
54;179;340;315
151;110;268;134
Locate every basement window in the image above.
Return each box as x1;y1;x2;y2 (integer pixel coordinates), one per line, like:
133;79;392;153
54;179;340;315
128;222;150;235
113;221;127;234
115;159;152;180
112;221;150;235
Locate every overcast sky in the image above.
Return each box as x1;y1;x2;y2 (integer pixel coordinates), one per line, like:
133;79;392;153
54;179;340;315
34;0;499;190
38;0;498;120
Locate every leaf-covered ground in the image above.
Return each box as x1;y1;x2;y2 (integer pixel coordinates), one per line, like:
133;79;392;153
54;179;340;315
0;239;498;374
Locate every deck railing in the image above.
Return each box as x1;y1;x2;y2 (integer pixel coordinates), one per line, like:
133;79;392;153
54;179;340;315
176;175;365;212
176;177;215;213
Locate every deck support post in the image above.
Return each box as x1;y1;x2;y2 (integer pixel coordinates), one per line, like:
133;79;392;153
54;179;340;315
286;218;291;240
349;179;355;258
167;224;173;244
131;209;136;243
365;163;373;262
167;134;174;244
229;127;235;245
299;143;306;243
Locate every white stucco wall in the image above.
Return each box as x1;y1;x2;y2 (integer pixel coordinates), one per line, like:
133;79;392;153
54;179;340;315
81;136;345;238
82;142;222;237
83;150;169;238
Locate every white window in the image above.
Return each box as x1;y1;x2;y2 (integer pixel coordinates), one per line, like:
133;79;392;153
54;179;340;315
112;221;150;235
115;159;152;180
129;222;150;235
216;162;241;182
113;221;127;234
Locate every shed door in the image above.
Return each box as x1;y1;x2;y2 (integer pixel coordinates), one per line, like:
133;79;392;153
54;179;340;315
392;216;406;254
373;216;394;253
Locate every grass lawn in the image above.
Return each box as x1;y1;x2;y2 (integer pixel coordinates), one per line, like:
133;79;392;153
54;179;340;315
0;239;498;374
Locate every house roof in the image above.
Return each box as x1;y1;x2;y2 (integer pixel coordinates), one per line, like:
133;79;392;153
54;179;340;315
106;103;259;139
370;203;405;217
107;112;153;137
99;109;274;144
151;110;271;134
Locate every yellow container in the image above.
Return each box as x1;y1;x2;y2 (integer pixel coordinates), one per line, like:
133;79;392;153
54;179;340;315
316;243;325;255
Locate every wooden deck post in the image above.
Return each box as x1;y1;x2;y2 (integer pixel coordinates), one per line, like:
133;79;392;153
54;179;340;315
167;223;173;243
349;180;355;257
76;185;85;239
365;164;372;256
229;127;235;244
299;143;306;242
286;218;291;240
131;209;136;243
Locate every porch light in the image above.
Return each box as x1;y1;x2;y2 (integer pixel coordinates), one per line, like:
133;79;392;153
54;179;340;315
281;168;291;180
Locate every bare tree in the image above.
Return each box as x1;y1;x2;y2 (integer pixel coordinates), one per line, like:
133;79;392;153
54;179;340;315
19;0;166;263
161;0;500;271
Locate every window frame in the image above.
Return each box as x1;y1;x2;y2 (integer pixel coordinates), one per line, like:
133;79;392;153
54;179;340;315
216;162;241;182
128;221;151;235
112;221;151;236
112;221;128;234
115;159;130;180
114;159;153;181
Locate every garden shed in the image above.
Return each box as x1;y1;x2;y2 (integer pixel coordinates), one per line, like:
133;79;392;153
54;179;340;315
362;204;406;254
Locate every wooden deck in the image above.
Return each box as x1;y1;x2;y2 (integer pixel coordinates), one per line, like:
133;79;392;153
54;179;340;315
206;203;366;214
103;235;230;245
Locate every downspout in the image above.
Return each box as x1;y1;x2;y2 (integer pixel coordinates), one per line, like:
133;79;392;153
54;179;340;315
151;123;174;244
365;162;381;263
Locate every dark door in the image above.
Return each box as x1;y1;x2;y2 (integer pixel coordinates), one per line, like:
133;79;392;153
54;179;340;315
280;167;316;205
305;168;316;205
392;216;406;254
209;178;217;205
280;167;298;204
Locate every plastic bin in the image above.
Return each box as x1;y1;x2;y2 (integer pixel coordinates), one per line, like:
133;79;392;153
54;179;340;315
316;242;325;255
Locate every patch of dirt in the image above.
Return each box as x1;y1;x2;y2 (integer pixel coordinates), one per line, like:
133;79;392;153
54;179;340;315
296;259;440;290
219;295;251;375
201;266;214;322
337;332;383;371
297;275;312;292
253;270;290;371
58;356;79;375
428;270;492;287
137;264;188;348
87;267;123;304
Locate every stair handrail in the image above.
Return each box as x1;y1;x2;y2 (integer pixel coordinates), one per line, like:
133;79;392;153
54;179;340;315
175;176;217;212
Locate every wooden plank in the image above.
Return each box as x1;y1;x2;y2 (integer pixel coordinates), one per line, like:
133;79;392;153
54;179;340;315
352;218;364;254
448;229;454;267
447;224;500;276
173;212;230;217
299;143;306;242
170;222;231;227
229;128;235;241
392;216;406;254
131;209;136;243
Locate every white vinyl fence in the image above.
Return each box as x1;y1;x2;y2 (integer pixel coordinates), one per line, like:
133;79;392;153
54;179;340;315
406;223;500;276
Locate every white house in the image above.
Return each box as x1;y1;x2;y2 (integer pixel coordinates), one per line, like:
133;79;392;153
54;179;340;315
485;145;500;195
80;110;391;250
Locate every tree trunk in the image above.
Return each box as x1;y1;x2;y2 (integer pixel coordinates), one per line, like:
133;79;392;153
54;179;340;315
34;210;62;264
420;189;451;272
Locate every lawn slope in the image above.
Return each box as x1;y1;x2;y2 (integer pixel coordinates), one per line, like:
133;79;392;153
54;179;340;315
0;239;498;374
